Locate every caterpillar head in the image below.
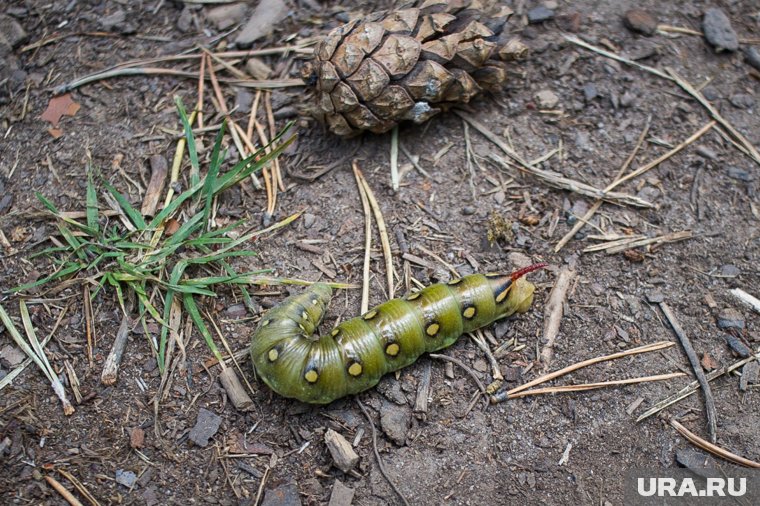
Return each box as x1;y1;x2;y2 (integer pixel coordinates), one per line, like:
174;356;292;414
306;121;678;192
489;263;547;318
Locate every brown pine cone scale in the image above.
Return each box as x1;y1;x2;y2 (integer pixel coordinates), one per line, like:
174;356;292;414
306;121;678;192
303;1;518;137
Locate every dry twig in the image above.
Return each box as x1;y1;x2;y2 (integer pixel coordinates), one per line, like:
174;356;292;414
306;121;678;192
353;162;373;314
540;267;576;368
670;419;760;468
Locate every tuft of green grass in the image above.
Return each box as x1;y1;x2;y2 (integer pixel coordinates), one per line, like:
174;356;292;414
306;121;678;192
10;97;302;372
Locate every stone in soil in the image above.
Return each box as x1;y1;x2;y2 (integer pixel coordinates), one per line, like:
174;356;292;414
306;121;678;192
376;376;407;405
380;401;411;445
115;469;137;488
328;479;355;506
729;93;755;110
717;308;745;330
0;14;27;47
0;345;25;367
582;83;598;101
324;429;359;473
235;0;288;48
622;9;657;36
535;89;559;108
744;47;760;71
527;6;555;24
702;8;738;52
262;482;302;506
206;3;248;31
723;333;751;357
246;57;273;80
675;448;718;478
727;167;753;182
189;408;222;447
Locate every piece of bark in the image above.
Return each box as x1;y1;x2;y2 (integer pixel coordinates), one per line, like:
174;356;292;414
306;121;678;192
324;429;359;473
141;155;168;217
328;479;355;506
740;361;759;392
540;267;576;368
101;312;131;385
218;368;254;411
413;360;432;419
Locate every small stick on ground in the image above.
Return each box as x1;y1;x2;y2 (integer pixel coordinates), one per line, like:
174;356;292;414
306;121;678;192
554;116;650;252
101;311;131;385
655;300;717;444
507;341;674;398
356;398;410;506
540;267;576;369
57;469;100;506
353;161;373;314
729;288;760;315
83;284;95;366
583;230;693;254
470;330;503;382
429;353;487;394
45;475;84;506
670;419;760;468
638;352;759;422
501;372;685;400
390;126;400;191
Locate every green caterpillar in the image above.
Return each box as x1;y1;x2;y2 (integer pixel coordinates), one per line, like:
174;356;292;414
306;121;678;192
250;263;546;404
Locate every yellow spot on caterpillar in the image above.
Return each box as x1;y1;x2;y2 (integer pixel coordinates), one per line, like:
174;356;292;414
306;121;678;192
299;323;306;331
262;319;270;326
304;370;319;383
495;288;509;303
312;298;319;305
301;311;308;320
463;306;476;319
407;292;421;300
426;323;440;336
348;362;363;376
448;278;462;285
267;349;279;362
363;310;378;320
331;328;340;337
385;343;400;356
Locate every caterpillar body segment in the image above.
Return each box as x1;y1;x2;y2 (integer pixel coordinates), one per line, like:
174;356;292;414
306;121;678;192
251;264;545;404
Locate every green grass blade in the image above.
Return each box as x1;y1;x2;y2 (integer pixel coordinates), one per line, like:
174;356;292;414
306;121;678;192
86;166;99;234
102;180;147;230
175;96;200;187
10;262;83;293
202;121;226;231
182;293;223;362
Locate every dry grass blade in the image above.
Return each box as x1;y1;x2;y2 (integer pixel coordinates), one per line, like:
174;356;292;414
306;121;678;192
507;372;685;399
358;173;394;299
563;34;673;80
555;116;651;252
0;302;75;415
390;126;400;191
83;284;95;366
510;341;674;396
540;266;576;368
353;161;372;314
45;475;84;506
670;419;760;468
583;230;693;254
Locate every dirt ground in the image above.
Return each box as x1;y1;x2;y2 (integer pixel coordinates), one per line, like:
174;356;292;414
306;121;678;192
1;0;759;505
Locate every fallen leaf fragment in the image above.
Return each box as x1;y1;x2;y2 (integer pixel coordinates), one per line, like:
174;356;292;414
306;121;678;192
41;93;81;127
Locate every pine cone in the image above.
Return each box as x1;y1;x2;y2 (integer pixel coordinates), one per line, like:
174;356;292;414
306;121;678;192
303;0;521;137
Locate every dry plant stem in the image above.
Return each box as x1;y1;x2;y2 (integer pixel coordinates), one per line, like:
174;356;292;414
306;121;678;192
253;121;276;215
356;398;411;506
196;52;206;129
657;301;717;444
470;330;503;381
505;372;685;399
45;475;84;506
670;419;760;468
638;352;758;422
390;126;400;191
264;94;285;192
358;174;394;299
429;353;487;394
101;311;131;385
729;288;760;315
510;341;674;396
246;90;262;141
353;162;372;314
554;116;651;252
563;34;673;80
57;469;100;506
584;231;693;254
665;68;760;167
207;313;256;405
540;267;576;368
83;285;94;366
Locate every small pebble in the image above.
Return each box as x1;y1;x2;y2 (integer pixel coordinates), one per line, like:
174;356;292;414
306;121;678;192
527;6;555;24
727;166;753;182
724;333;751;357
744;47;760;71
115;470;137;488
717;308;745;330
696;145;717;160
676;448;717;478
645;290;664;304
729;93;755;110
702;8;738;52
380;401;411;445
262;482;302;506
189;408;222;447
328;480;355;506
740;361;759;391
622;9;658;36
303;213;316;229
582;83;598;101
701;87;719;101
719;264;740;277
535;89;559;108
462;206;476;215
206;3;248;31
620;91;636;108
0;13;27;47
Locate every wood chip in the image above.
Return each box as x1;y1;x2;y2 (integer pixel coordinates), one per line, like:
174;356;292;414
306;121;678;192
324;429;359;473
